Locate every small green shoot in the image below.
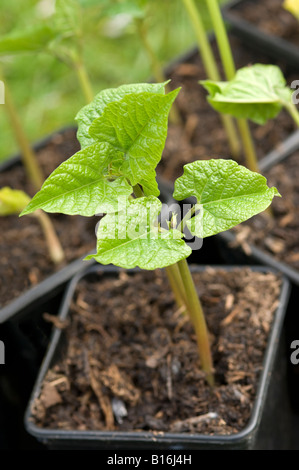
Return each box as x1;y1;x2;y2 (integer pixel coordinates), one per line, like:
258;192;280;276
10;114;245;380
20;82;279;386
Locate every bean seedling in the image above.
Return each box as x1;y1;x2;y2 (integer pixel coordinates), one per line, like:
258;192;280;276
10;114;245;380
21;82;279;385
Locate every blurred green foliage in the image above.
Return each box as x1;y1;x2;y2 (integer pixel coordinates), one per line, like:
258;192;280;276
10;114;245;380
0;0;227;162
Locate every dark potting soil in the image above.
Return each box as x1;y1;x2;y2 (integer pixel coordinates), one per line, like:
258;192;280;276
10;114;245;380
0;128;97;308
230;0;299;46
232;151;299;270
31;268;281;435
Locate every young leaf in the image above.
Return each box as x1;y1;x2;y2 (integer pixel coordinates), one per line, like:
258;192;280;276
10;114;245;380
173;159;280;238
20;143;132;217
201;64;293;125
89;89;180;185
0;187;31;215
85;196;191;269
76;82;168;149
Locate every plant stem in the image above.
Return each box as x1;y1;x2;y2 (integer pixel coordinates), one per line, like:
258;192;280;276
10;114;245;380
205;0;235;80
134;17;181;125
205;0;259;172
1;72;66;262
181;0;241;160
2;78;44;191
285;101;299;128
237;119;260;173
165;264;187;313
34;210;65;265
177;258;214;386
73;59;94;103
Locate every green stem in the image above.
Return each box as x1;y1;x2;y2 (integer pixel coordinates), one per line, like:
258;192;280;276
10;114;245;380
2;78;44;191
285;101;299;128
179;205;196;233
237;119;260;173
181;0;241;160
73;59;94;104
205;0;259;172
205;0;235;80
34;210;65;265
134;17;181;125
165;264;187;313
177;258;214;386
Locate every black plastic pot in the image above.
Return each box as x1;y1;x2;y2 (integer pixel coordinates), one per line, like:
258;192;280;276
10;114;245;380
24;264;292;450
216;129;299;286
0;128;173;324
222;0;299;68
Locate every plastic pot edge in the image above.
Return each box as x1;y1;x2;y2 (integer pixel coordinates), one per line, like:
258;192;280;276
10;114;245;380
222;0;299;67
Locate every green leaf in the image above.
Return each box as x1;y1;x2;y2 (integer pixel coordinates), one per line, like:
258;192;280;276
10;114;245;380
75;81;168;149
101;0;146;19
0;187;31;215
139;174;160;197
201;64;293;125
85;196;191;269
20;143;132;217
0;24;57;55
89;88;180;185
173;159;280;238
54;0;81;36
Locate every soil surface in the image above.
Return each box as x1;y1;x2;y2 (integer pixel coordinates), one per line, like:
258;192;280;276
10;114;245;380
31;268;281;436
230;0;299;46
232;151;299;270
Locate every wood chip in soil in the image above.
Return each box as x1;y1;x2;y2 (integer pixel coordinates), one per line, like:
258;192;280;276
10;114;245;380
31;268;282;436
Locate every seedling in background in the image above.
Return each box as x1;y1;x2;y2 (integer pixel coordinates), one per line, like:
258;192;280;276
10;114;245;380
0;0;93;102
0;74;65;264
201;64;299;128
0;187;64;264
20;82;279;386
100;0;181;124
182;0;261;173
181;0;241;161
